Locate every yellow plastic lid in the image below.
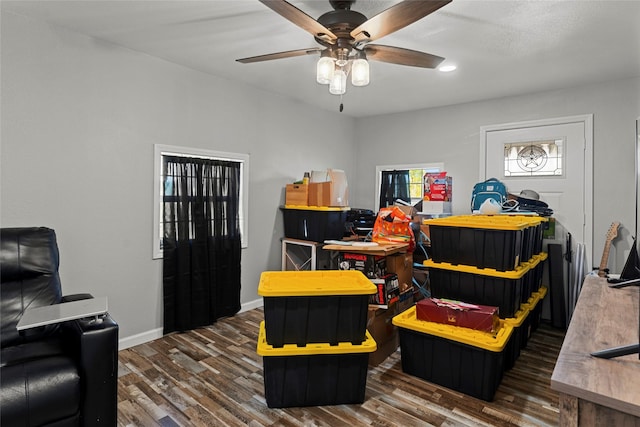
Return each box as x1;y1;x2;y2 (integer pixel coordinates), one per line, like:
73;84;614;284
258;270;377;296
256;321;377;356
283;205;350;211
523;291;541;311
422;215;532;231
503;306;530;327
522;254;541;269
534;285;548;299
392;306;513;352
423;259;531;279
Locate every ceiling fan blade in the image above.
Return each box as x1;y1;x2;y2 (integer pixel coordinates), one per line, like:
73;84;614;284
351;0;451;43
364;44;444;68
259;0;337;43
237;47;322;64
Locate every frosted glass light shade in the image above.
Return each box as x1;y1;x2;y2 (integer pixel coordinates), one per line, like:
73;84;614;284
351;58;370;86
329;69;347;95
316;57;335;84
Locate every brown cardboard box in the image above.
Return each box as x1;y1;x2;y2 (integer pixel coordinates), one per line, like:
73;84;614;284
368;332;399;366
308;182;331;207
309;169;349;206
386;253;413;292
285;184;308;206
367;306;399;366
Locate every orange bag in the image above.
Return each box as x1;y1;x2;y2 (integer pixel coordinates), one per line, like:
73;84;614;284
371;206;416;252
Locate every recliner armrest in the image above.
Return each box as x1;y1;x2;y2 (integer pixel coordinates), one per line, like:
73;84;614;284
61;313;118;426
62;293;94;303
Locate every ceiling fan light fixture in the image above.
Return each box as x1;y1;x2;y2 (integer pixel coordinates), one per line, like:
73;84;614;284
329;68;347;95
351;58;369;87
316;55;335;84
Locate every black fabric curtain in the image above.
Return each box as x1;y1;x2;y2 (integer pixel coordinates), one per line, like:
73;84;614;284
162;155;242;334
379;170;410;208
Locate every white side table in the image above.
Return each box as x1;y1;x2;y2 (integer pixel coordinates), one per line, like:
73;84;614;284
281;238;331;271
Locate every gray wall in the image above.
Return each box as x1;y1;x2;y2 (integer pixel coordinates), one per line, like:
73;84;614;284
3;10;639;346
1;12;355;346
352;77;640;273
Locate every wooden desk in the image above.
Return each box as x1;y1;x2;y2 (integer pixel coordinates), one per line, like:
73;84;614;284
322;242;408;256
550;274;640;425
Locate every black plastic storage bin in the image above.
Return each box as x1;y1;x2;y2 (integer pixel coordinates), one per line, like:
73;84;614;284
393;306;513;402
281;206;349;242
425;215;531;271
424;259;529;318
503;306;530;371
257;321;376;408
259;271;376;347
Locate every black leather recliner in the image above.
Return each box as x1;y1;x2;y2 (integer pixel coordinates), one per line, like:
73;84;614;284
0;227;119;426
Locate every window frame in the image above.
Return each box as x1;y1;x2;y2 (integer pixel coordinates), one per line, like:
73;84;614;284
153;144;249;259
375;162;444;212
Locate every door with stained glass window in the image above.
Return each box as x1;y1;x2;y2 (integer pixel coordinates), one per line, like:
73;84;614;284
481;116;592;264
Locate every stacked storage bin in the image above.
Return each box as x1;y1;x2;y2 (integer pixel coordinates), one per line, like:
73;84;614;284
393;305;514;401
256;270;377;408
423;215;548;368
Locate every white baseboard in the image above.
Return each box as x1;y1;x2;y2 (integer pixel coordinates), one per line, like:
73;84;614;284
118;298;263;351
239;297;263;313
119;327;164;351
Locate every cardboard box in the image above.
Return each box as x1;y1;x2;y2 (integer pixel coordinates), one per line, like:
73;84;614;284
423;172;452;202
285;183;308;206
308;182;331;207
368;332;399;366
367;306;399;366
415;298;500;333
421;201;452;214
396;288;415;314
337;252;386;279
369;273;400;308
386;253;413;293
309;169;349;207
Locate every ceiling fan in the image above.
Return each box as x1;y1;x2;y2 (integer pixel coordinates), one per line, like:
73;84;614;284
237;0;452;97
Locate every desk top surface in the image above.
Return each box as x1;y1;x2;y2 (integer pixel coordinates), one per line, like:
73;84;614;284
322;242;408;256
550;274;640;417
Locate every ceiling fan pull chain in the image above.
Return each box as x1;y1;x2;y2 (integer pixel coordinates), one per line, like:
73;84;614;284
339;93;344;112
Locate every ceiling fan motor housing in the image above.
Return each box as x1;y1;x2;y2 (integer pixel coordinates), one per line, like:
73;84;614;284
317;9;367;40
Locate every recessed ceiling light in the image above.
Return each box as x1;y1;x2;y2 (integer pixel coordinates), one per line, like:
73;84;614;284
439;64;457;72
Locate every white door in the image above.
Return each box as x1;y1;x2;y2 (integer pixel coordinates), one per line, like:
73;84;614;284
480;115;593;318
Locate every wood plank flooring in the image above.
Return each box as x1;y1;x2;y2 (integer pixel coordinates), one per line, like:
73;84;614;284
117;307;565;426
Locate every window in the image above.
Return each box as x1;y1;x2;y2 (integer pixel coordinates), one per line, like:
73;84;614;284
375;162;444;211
504;139;563;177
153;144;249;259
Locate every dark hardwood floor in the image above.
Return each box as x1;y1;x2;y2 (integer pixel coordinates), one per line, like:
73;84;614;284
117;307;564;426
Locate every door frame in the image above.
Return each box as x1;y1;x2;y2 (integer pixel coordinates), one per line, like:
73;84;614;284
479;114;594;266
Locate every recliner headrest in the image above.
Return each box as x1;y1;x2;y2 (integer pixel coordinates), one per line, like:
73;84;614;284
0;227;60;281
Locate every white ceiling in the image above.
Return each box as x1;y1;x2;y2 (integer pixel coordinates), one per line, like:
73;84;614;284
3;0;640;117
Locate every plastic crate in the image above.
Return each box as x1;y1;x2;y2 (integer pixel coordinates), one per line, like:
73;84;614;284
425;215;532;271
521;253;547;302
281;205;349;242
424;259;529;318
392;306;513;401
517;216;548;262
257;321;376;408
259;270;376;347
523;286;547;333
503;306;530;371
